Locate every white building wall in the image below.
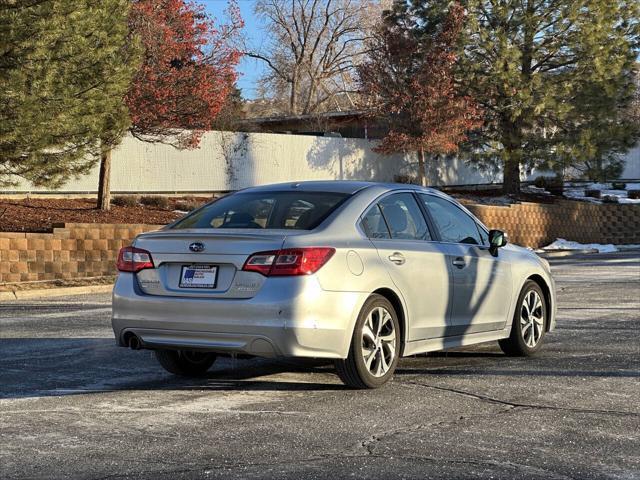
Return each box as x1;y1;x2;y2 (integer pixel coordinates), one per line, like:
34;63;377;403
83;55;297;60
621;144;640;178
2;131;497;193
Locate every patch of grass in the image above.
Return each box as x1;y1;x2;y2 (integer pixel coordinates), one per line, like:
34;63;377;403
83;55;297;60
140;196;170;209
111;195;139;207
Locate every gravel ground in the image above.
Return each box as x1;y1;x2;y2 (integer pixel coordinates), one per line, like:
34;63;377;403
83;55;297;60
0;252;638;480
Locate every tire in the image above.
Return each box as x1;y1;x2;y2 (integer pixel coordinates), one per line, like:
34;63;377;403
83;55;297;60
499;280;547;356
155;349;217;376
335;294;401;389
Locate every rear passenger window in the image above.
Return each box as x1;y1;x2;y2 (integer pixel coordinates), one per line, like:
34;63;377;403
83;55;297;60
420;194;482;245
378;193;431;240
361;205;390;239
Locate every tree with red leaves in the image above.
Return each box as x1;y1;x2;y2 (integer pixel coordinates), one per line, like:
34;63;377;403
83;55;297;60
97;0;243;210
359;3;481;187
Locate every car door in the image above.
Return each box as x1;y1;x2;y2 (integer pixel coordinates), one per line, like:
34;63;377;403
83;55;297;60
361;192;450;340
418;193;512;336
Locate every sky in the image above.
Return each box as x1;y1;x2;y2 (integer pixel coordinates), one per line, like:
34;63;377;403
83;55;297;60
203;0;267;100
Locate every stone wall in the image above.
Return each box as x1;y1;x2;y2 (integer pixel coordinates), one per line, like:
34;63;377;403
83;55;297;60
466;200;640;248
1;201;638;284
0;223;161;283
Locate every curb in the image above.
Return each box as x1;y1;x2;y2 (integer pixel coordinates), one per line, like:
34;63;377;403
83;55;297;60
0;284;113;301
538;247;640;258
537;248;599;258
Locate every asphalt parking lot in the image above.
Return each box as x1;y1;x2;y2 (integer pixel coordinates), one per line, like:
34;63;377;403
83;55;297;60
1;252;639;480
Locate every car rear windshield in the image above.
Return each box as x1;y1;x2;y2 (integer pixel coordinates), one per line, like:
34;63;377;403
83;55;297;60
171;191;350;230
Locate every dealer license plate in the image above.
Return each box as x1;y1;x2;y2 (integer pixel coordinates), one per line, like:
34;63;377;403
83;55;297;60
179;264;218;289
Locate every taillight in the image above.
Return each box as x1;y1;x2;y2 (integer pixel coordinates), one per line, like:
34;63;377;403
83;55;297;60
243;248;335;276
117;246;154;273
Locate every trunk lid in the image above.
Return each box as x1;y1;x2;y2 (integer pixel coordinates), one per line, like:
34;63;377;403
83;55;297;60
132;229;295;298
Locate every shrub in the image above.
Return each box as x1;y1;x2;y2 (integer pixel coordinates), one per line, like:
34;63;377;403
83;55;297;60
111;195;139;207
533;176;548;188
602;195;619;204
612;182;626;190
140;195;170;209
533;176;563;195
175;197;203;212
393;174;418;185
628;190;640;200
585;189;601;198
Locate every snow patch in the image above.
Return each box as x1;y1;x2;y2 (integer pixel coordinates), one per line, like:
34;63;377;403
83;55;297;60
541;238;618;253
563;182;640;204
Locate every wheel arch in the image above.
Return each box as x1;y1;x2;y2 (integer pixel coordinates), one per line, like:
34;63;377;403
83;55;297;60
526;274;553;332
372;287;407;355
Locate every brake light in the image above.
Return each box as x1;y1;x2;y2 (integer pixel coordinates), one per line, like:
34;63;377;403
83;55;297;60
243;248;335;276
116;246;154;273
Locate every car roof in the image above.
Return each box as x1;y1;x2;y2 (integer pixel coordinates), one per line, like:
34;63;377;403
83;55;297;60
242;180;443;196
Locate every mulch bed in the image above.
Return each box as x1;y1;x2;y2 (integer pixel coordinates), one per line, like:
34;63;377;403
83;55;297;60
0;197;208;233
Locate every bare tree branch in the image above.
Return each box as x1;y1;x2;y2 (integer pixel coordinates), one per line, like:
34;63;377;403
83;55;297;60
246;0;385;115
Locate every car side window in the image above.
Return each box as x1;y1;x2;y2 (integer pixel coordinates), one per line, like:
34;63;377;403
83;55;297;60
361;204;390;239
378;193;431;241
420;194;481;245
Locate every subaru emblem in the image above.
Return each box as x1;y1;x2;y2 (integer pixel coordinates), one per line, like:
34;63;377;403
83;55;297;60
189;242;205;252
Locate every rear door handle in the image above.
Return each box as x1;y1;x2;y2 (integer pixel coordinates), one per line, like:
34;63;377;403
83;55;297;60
452;257;466;268
388;252;406;265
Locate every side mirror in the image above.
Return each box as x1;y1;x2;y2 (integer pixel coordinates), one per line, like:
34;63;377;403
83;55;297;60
488;229;508;253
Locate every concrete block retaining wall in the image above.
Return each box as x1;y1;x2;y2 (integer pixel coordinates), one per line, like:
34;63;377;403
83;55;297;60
0;201;638;283
0;223;161;283
467;200;640;249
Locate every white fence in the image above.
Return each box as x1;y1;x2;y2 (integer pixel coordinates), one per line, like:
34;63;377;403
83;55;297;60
3;131;497;194
3;131;638;194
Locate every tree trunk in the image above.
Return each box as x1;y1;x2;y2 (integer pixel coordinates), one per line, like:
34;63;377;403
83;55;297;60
289;73;298;114
97;147;112;211
501;120;523;195
417;148;427;187
502;155;521;195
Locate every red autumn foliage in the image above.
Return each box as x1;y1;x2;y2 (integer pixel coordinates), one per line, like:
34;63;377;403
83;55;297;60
359;3;482;184
126;0;243;148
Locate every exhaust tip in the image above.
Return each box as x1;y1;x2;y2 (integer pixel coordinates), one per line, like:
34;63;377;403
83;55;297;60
126;334;142;350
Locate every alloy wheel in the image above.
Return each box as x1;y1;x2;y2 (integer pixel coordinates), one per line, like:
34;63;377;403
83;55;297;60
520;290;544;348
361;306;397;377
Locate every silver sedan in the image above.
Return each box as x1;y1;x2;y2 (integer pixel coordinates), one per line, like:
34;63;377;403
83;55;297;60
112;181;556;388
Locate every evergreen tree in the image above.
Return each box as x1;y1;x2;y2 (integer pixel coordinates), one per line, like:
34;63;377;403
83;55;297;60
0;0;140;189
392;0;640;193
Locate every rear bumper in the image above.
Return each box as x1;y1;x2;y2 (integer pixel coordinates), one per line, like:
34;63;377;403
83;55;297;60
111;273;366;359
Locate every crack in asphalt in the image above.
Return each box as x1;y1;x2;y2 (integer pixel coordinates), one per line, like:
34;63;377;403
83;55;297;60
400;380;640;417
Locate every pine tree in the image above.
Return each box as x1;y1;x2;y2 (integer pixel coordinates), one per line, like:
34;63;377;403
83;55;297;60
0;0;140;189
465;0;639;192
394;0;640;193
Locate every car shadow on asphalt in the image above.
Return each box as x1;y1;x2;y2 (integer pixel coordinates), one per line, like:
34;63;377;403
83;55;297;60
0;337;345;399
3;337;635;400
